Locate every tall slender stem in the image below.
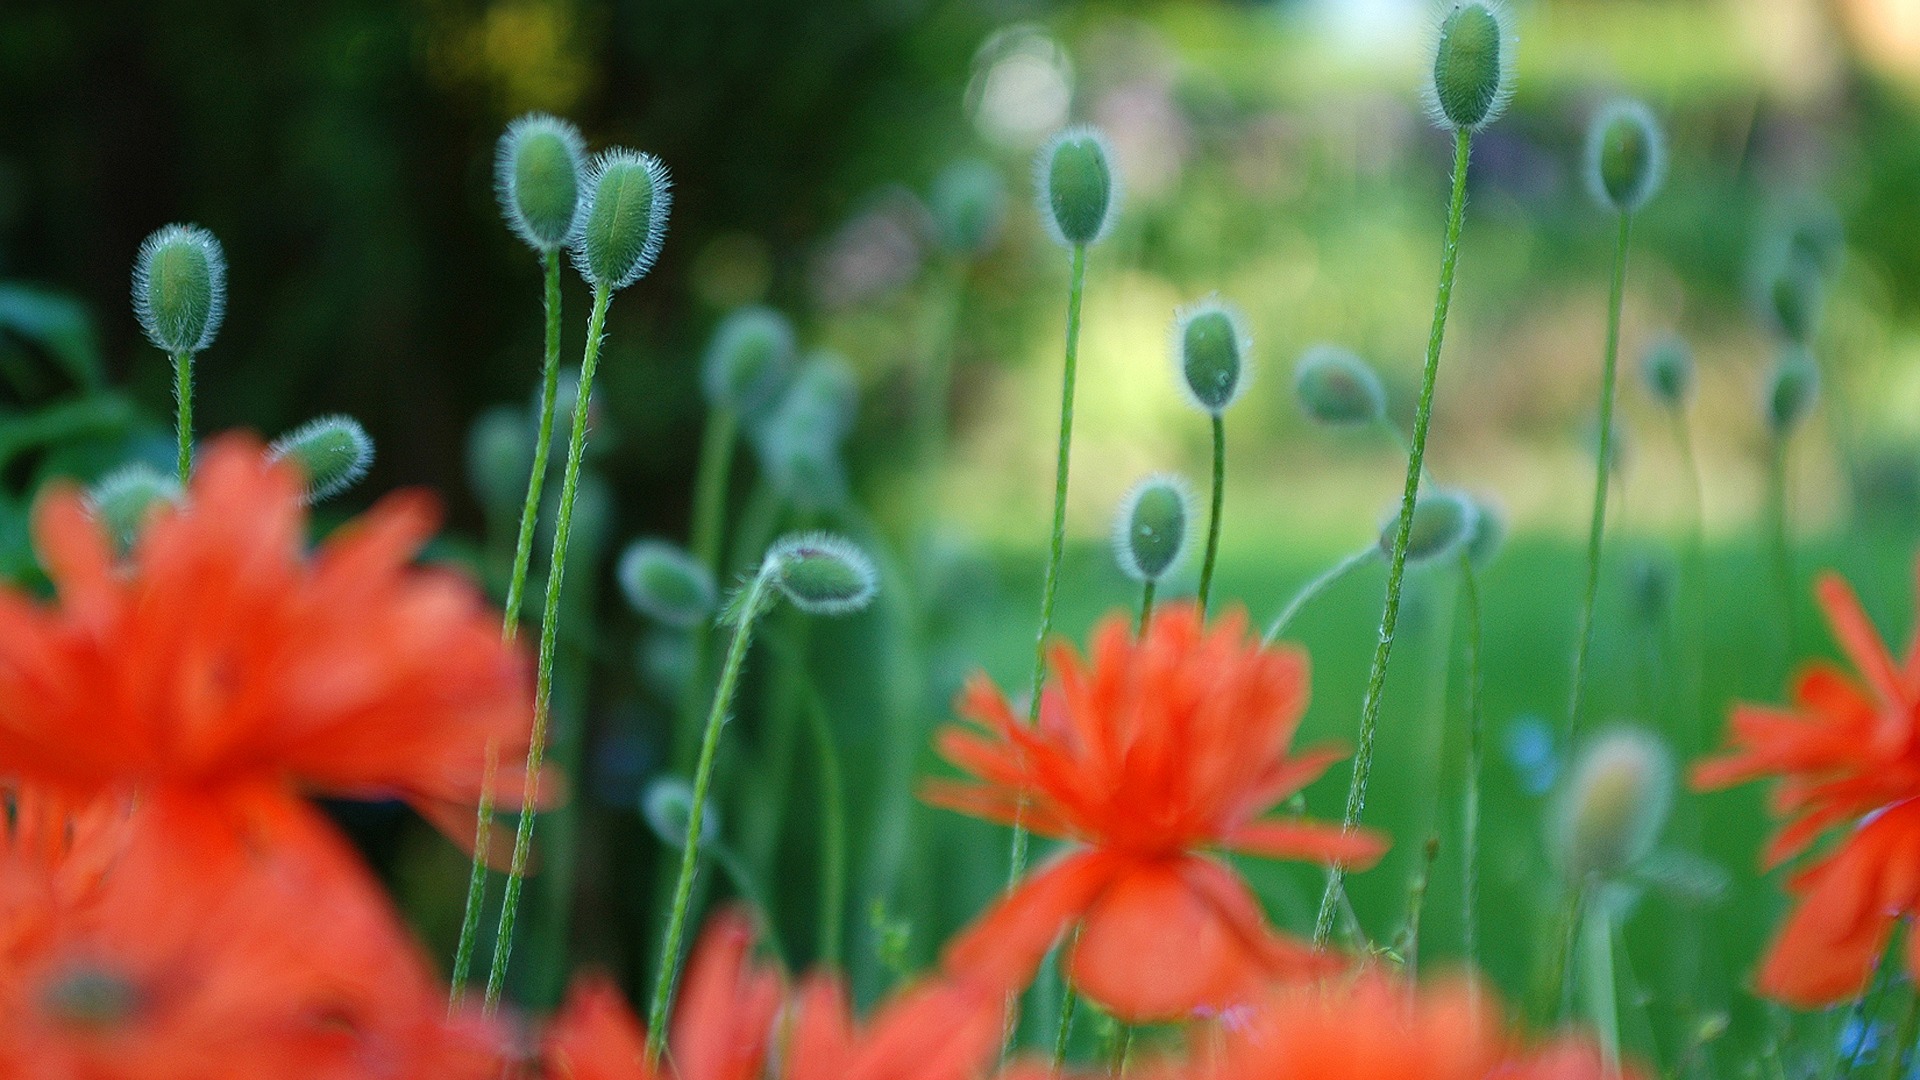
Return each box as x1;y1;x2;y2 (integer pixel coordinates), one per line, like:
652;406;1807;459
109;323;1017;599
1313;129;1473;945
1768;436;1798;660
801;667;847;969
172;351;193;483
1198;414;1226;615
647;563;777;1062
1539;883;1585;1022
1110;1025;1135;1077
452;249;564;1000
1009;243;1088;885
485;280;612;1011
1583;898;1622;1078
678;408;741;771
1264;547;1376;645
1460;558;1484;980
1136;579;1157;637
1568;211;1635;742
1051;968;1080;1069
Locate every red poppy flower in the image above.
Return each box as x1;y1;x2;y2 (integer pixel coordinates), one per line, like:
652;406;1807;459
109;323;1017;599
542;908;782;1080
0;786;504;1080
782;975;1000;1080
923;604;1387;1022
1694;563;1920;1005
0;436;535;852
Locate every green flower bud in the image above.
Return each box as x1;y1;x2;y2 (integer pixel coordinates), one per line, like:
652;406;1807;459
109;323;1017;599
1112;474;1193;584
1380;488;1477;567
132;224;227;355
929;158;1007;258
1766;346;1819;437
467;405;535;521
87;463;181;549
755;352;859;512
767;532;878;616
617;539;717;629
572;149;672;291
1639;334;1693;408
495;113;587;253
702;306;797;419
643;777;717;850
1462;495;1505;569
1294;345;1387;427
1550;726;1672;882
1766;261;1823;344
268;415;374;504
1584;99;1665;214
1424;2;1516;133
1036;126;1119;249
1173;298;1251;415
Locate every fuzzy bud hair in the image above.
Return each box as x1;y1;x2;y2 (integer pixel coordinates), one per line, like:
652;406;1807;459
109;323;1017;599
132;224;228;355
1420;1;1518;133
1034;125;1121;249
495;113;588;253
572;148;673;291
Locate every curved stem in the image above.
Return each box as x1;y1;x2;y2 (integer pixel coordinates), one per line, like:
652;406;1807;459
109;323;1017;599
647;561;777;1062
1313;128;1473;946
1198;414;1226;615
1567;211;1634;742
1264;546;1377;645
172;351;193;483
1136;579;1157;637
1460;557;1484;981
485;280;612;1012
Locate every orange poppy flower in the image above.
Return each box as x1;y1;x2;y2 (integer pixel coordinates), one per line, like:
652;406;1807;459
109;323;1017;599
782;975;1000;1080
542;908;782;1080
923;604;1387;1022
1694;563;1920;1005
0;435;534;853
0;786;504;1080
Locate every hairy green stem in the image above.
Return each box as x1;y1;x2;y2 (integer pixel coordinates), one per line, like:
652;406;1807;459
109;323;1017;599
1051;972;1080;1069
1568;211;1634;742
1197;413;1226;615
1312;129;1474;946
172;351;193;483
448;742;498;1007
1137;579;1157;637
1460;558;1484;980
1264;547;1376;645
484;279;612;1012
647;562;778;1062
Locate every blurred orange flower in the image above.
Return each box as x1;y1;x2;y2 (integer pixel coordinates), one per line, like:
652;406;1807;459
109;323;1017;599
924;604;1386;1021
1695;563;1920;1005
0;436;535;853
542;908;782;1080
0;786;502;1080
782;975;999;1080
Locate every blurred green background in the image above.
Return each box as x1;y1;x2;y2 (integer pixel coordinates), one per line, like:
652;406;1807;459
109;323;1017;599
7;0;1920;1075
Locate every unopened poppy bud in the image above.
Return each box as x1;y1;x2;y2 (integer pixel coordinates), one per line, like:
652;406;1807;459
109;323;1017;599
1639;334;1693;407
1767;262;1823;344
1174;298;1251;415
1584;99;1665;215
1424;2;1516;133
703;306;797;418
1294;345;1387;427
87;464;181;548
643;777;718;850
1550;726;1672;882
617;539;717;629
1381;489;1477;566
1112;474;1193;584
467;406;534;520
572;149;672;291
1036;126;1119;249
756;353;859;511
132;224;227;355
495;113;587;253
1462;495;1505;568
930;158;1007;258
268;415;374;503
1766;347;1819;436
767;532;878;616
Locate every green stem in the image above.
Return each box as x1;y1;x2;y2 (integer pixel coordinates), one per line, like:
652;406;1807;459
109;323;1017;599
1137;579;1157;637
647;561;778;1062
484;280;612;1012
1110;1024;1135;1077
1567;211;1634;742
1264;547;1376;645
1398;834;1440;975
452;249;563;1001
1051;972;1080;1069
1311;127;1475;947
172;351;193;483
1583;898;1622;1078
1197;413;1226;615
1877;989;1920;1080
1768;436;1798;661
801;666;847;969
690;409;740;575
1460;558;1484;979
1539;884;1585;1021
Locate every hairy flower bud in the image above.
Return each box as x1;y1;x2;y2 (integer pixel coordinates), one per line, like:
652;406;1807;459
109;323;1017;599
1550;726;1673;882
1767;261;1823;344
495;113;587;253
132;224;227;355
1112;474;1193;584
1423;1;1516;133
1584;99;1665;214
1036;126;1119;248
1381;488;1477;567
1294;345;1387;427
1766;346;1820;437
767;532;878;615
1639;334;1693;408
703;305;797;419
268;415;374;503
618;539;718;629
87;463;182;548
1174;298;1251;415
572;149;672;291
930;158;1007;258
